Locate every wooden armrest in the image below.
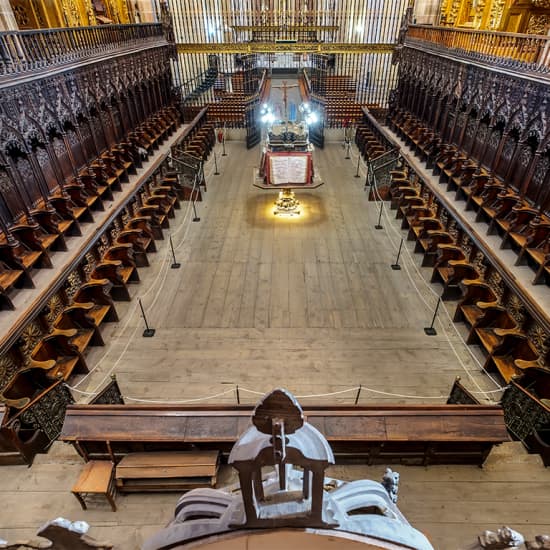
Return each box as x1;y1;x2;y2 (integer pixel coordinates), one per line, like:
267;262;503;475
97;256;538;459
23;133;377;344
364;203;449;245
477;301;503;310
28;358;56;371
493;327;523;338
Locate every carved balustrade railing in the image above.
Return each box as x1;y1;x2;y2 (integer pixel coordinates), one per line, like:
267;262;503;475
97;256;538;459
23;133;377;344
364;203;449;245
0;24;165;77
406;24;550;76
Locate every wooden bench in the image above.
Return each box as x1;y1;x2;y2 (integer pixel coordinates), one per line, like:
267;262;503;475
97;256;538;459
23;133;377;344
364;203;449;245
115;451;219;493
72;460;117;512
60;404;510;466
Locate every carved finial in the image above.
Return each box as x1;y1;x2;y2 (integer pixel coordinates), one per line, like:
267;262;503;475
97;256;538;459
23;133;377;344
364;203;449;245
252;388;304;435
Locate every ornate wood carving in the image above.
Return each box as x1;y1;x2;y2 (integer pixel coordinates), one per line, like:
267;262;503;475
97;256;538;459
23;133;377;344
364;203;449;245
0;45;174;230
393;46;550;212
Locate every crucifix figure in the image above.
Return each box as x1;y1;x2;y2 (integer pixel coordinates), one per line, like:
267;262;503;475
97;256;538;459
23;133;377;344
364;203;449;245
271;80;299;121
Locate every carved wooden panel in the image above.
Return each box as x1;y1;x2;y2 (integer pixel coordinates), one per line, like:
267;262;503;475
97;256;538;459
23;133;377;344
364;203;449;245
0;44;174;229
17;319;46;366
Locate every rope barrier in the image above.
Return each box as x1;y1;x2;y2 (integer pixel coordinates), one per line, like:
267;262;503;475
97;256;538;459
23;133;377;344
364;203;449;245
72;145;224;393
123;387;235;404
362;145;505;400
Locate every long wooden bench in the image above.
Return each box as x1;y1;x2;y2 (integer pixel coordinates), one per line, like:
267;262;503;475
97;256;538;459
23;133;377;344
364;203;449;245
115;451;219;492
60;404;509;466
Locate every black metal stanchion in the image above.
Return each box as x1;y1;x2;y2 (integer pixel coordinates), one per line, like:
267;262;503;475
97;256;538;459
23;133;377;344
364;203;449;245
424;297;442;336
235;384;240;404
354;384;362;405
222;124;227;156
354;152;361;177
192;198;200;222
138;298;155;337
345;140;351;159
375;201;383;230
391;238;404;270
169;235;180;269
213;150;219;175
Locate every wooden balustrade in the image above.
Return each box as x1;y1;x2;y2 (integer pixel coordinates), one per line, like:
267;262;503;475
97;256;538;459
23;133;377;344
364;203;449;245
406;25;550;75
0;24;165;76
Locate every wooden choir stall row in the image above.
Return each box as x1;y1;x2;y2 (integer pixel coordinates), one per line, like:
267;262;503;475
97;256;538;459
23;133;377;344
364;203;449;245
390;109;550;286
0;106;181;311
385;165;550;385
0;112;218;466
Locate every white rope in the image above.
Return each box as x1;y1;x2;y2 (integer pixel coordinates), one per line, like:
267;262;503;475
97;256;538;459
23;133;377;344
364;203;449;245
73;147;216;392
239;386;361;398
365;153;503;400
360;387;446;399
123;387;235;404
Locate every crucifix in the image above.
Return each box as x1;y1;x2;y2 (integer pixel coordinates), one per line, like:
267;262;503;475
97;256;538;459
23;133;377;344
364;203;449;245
271;80;299;121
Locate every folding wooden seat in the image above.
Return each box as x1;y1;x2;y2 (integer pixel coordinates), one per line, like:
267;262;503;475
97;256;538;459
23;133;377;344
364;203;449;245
64;183;103;213
467;305;520;356
0;239;43;287
431;253;481;300
458;173;490;206
10;224;56;267
0;260;24;309
30;329;88;381
401;201;432;230
73;279;119;325
54;302;105;352
454;280;499;326
433;145;457;175
417;230;455;267
500;206;540;250
533;252;550;285
30;208;74;244
133;205;164;238
408;215;443;243
78;172;114;204
91;259;139;301
486;332;540;382
482;192;521;233
51;193;93;227
516;220;550;266
470;180;506;213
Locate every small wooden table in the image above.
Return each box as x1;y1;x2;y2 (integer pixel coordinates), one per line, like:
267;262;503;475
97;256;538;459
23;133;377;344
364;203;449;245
72;460;117;512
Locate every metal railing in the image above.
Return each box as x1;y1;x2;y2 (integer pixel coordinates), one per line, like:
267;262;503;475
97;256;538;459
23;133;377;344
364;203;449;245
0;24;165;76
406;25;550;75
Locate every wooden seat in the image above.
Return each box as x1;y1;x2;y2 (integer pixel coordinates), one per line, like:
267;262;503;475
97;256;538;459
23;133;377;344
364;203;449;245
73;279;119;324
467;305;520;354
454;280;499;326
0;240;42;287
432;260;481;300
72;460;116;512
115;451;220;493
486;333;540;383
0;260;24;309
54;302;105;352
91;260;139;301
30;329;89;381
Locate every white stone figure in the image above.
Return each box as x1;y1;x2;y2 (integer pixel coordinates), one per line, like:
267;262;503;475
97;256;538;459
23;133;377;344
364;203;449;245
478;526;525;549
381;467;400;503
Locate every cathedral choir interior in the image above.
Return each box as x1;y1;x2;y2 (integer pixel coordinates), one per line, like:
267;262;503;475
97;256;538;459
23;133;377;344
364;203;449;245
0;1;549;549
